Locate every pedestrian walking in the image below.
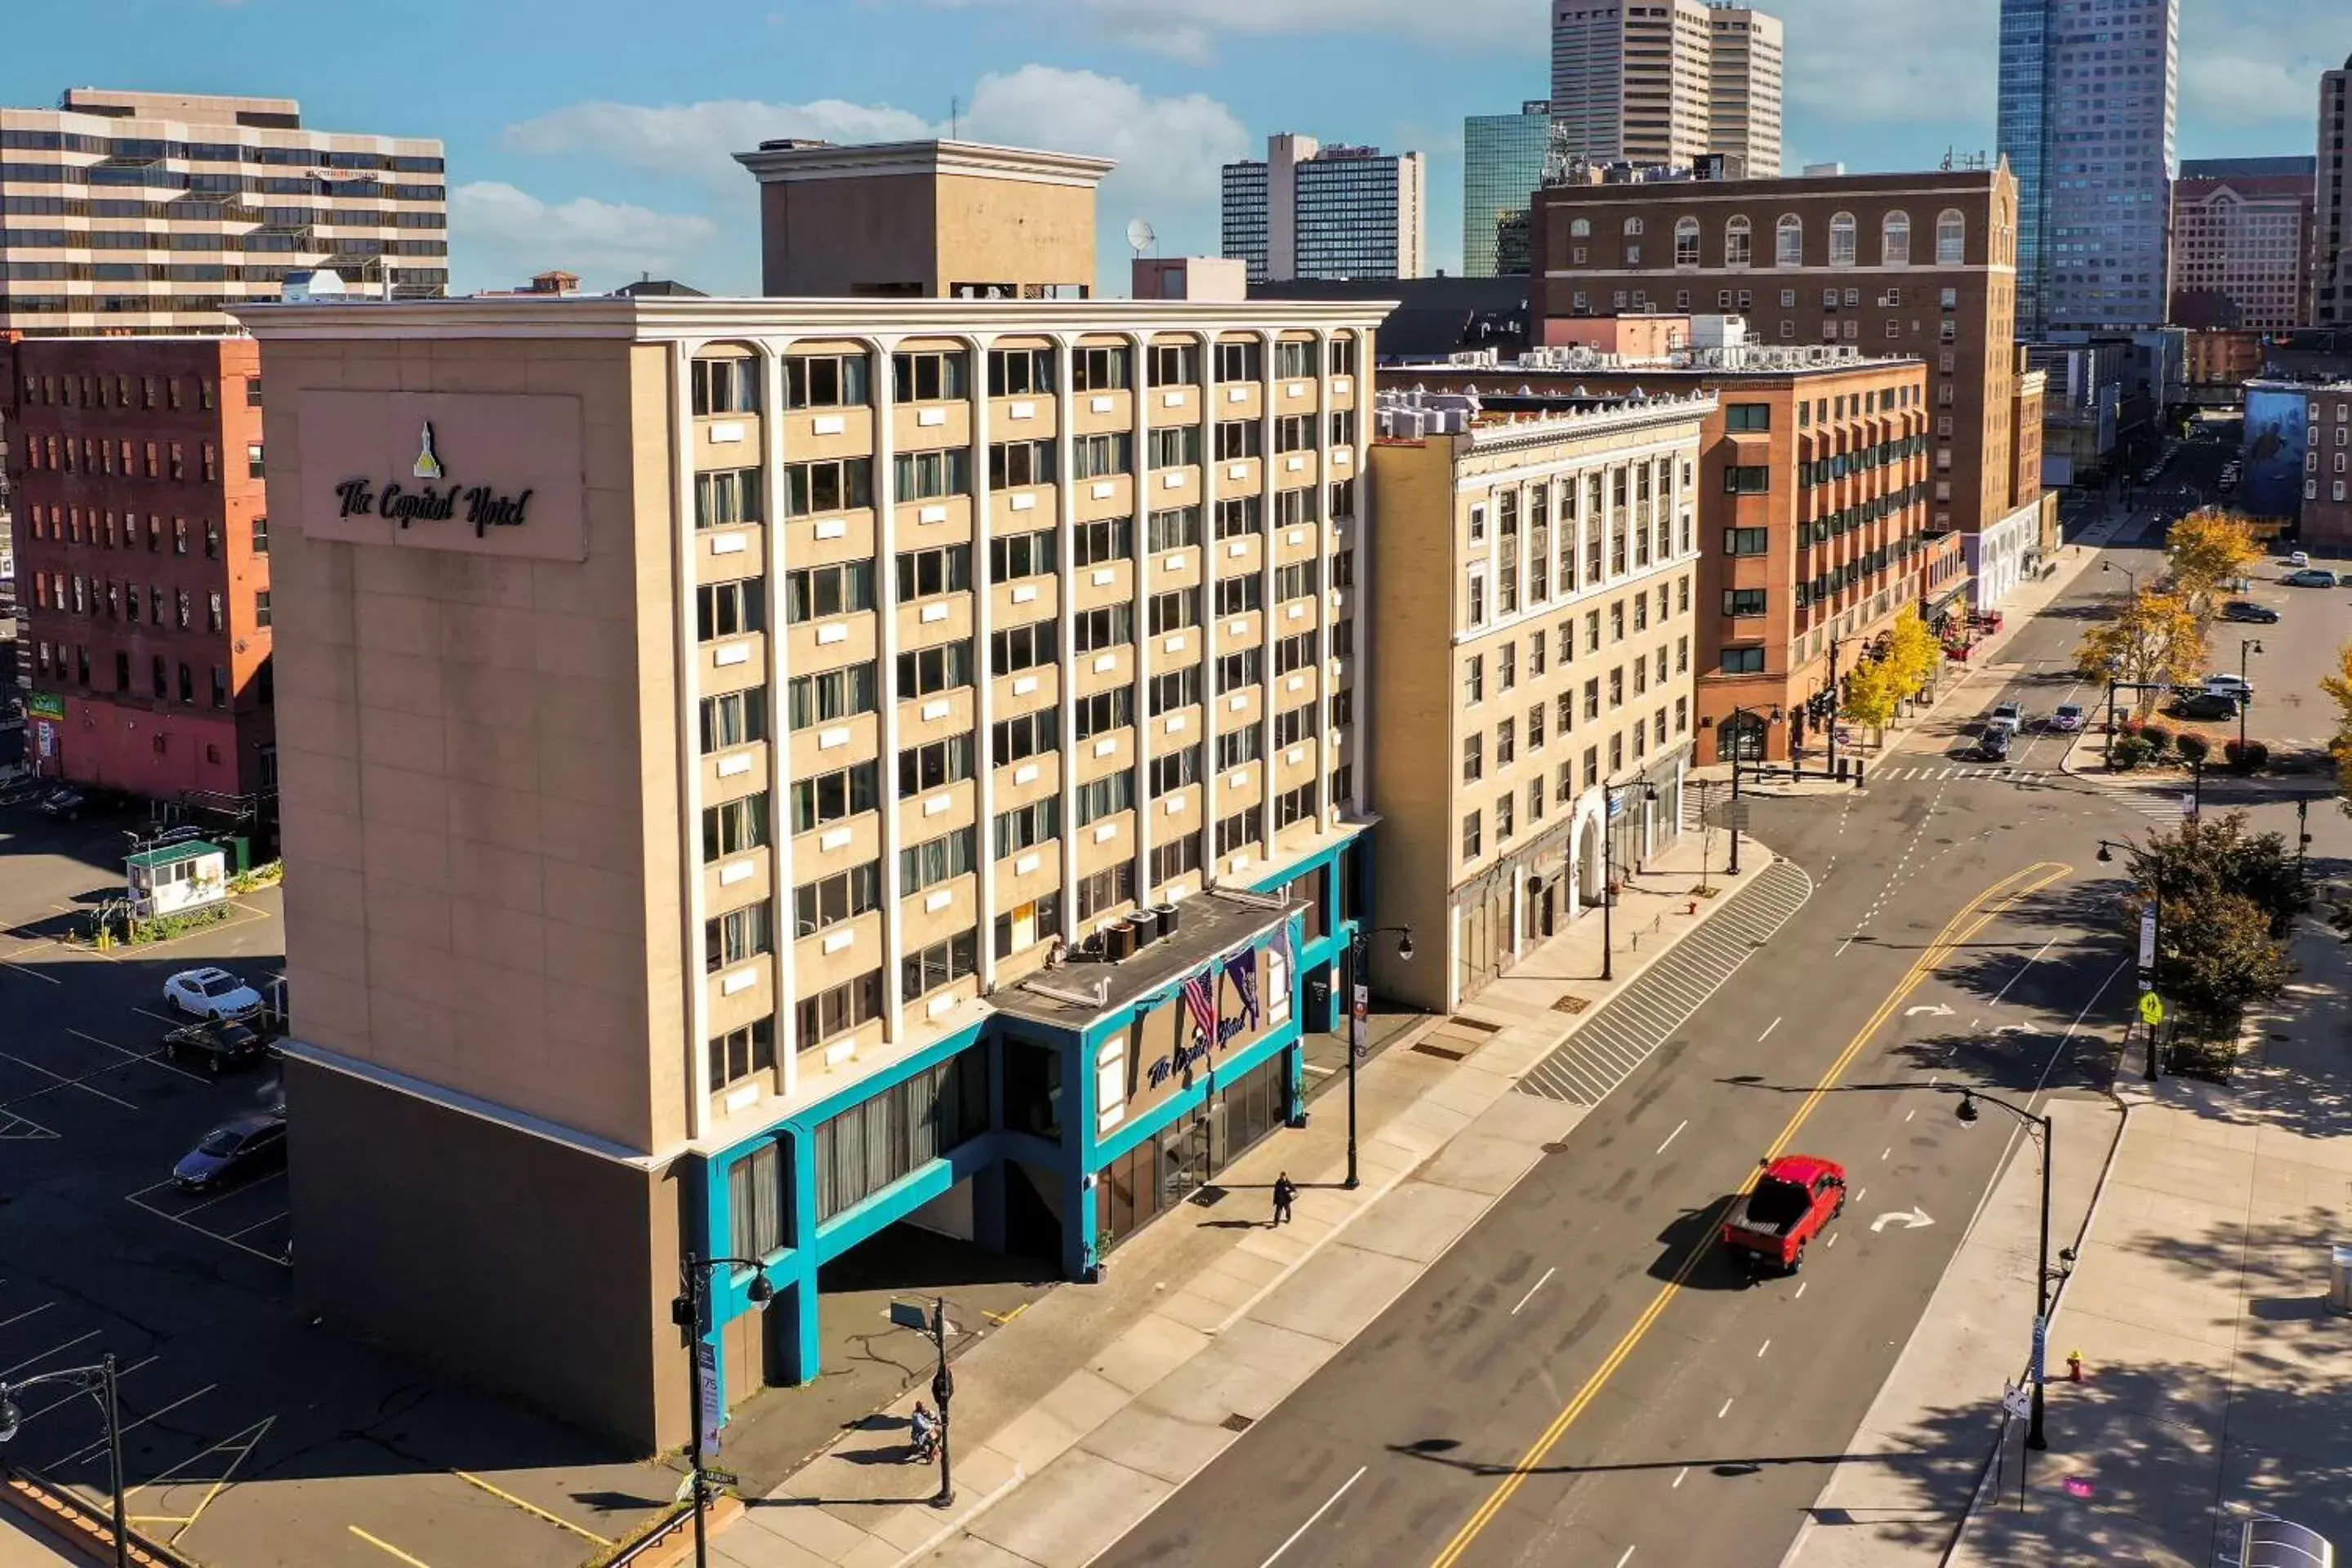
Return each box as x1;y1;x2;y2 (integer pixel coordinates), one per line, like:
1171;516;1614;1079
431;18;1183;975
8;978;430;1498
1272;1172;1297;1226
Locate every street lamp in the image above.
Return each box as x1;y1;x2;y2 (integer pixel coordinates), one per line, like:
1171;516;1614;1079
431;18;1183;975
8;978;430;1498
1704;705;1784;877
2102;560;2138;595
1950;1090;2073;1454
674;1258;775;1568
1344;924;1414;1189
0;1356;127;1568
1598;778;1660;982
2238;639;2263;751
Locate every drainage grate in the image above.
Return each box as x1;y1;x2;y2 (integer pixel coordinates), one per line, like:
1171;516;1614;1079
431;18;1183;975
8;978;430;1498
1187;1185;1228;1208
1220;1413;1255;1432
1550;995;1591;1014
1414;1040;1468;1062
1446;1016;1503;1034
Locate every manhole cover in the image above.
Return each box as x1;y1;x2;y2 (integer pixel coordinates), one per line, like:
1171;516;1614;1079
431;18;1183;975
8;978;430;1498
1414;1041;1468;1061
1551;995;1590;1014
1220;1413;1255;1432
1187;1185;1227;1208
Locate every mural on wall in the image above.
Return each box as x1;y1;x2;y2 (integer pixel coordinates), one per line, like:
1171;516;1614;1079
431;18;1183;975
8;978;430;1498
2241;385;2310;522
1098;926;1292;1134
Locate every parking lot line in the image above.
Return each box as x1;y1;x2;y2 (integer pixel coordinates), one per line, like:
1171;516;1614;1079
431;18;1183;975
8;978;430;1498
0;1049;138;1109
349;1526;434;1567
127;1169;285;1219
67;1028;209;1085
0;1108;59;1139
122;1191;292;1269
46;1383;214;1469
0;1303;55;1333
451;1471;613;1548
0;959;61;985
123;1414;275;1547
0;1330;100;1380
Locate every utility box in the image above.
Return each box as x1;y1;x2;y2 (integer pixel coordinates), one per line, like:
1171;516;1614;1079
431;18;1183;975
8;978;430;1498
2331;1245;2352;1316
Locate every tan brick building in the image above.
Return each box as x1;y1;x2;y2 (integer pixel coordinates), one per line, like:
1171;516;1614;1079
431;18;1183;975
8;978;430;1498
1366;387;1708;1013
1530;162;2047;606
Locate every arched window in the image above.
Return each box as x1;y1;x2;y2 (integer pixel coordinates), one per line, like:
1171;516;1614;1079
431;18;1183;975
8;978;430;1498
1775;214;1802;266
1673;216;1700;266
1828;212;1857;268
1624;216;1645;236
1724;215;1752;267
1570;216;1592;238
1881;211;1910;267
1936;208;1966;265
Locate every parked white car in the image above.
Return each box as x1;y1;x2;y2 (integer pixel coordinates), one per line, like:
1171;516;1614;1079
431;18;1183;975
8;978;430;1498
2051;704;2086;733
2287;550;2311;569
1987;702;2025;733
2203;673;2255;704
163;967;263;1020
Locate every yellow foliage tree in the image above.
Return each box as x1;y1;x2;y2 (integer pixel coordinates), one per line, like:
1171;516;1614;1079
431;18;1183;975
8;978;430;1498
2319;643;2352;807
2076;588;2207;706
1841;657;1902;736
1882;605;1942;702
2164;509;2264;621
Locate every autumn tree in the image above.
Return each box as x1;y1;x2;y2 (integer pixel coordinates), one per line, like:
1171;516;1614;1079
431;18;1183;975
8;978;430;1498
2163;508;2264;621
2123;811;2302;1041
1840;657;1901;736
2321;643;2352;812
2075;588;2207;707
1882;605;1942;702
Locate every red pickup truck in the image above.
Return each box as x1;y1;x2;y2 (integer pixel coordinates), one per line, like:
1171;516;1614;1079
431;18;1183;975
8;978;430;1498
1721;1155;1847;1275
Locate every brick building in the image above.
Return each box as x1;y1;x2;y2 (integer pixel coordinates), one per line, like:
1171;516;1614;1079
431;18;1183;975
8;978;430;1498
2;336;274;805
2168;158;2316;332
1529;163;2048;606
1399;330;1931;766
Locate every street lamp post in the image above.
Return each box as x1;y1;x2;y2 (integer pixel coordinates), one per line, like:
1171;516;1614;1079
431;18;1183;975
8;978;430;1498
1344;924;1414;1189
2238;639;2263;751
1708;705;1784;878
674;1257;775;1568
0;1356;127;1568
2102;560;2138;596
1952;1091;2071;1454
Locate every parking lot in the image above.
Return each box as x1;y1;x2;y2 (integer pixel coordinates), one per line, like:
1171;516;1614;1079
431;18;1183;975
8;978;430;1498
0;802;674;1568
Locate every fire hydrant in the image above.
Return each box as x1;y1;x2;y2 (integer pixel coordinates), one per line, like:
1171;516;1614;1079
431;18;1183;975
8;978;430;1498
1686;898;1700;915
2065;1349;2083;1383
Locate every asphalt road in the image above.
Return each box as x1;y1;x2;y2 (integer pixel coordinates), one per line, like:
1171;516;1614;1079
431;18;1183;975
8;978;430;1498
1089;487;2339;1568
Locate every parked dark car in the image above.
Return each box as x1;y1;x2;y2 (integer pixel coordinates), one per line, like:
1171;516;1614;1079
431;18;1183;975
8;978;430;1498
2222;601;2280;623
161;1018;270;1074
171;1112;287;1192
2170;692;2240;722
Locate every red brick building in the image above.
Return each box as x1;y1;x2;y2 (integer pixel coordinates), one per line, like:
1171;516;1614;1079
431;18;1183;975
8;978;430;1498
2;336;274;805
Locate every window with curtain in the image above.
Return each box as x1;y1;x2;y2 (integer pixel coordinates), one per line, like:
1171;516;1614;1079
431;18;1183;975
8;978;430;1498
813;1050;989;1222
728;1140;783;1258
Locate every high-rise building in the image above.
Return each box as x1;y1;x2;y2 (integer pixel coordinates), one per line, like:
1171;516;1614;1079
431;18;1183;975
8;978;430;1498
1998;0;2180;335
1365;386;1706;1012
1529;163;2053;607
1463;102;1554;278
0;88;447;336
2168;157;2316;331
1221;134;1425;284
1549;1;1783;178
245;143;1387;1450
2317;60;2352;326
1;337;275;804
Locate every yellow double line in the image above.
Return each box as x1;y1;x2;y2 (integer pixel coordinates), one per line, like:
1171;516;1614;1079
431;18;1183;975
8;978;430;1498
1428;860;2073;1568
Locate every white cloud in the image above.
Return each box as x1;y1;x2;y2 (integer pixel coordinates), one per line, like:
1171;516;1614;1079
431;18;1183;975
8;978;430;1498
960;66;1250;207
503;98;932;192
2180;0;2343;130
447;181;727;292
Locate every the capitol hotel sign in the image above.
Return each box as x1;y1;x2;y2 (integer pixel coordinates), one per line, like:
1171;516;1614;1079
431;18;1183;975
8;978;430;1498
296;390;587;562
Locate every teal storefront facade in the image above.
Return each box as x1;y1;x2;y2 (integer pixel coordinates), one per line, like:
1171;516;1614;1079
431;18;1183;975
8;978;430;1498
689;833;1367;1421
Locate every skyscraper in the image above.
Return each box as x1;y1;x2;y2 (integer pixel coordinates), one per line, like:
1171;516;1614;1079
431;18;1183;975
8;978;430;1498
1221;135;1425;284
0;87;447;336
1998;0;2180;335
2318;58;2352;326
1548;1;1783;177
1463;102;1553;277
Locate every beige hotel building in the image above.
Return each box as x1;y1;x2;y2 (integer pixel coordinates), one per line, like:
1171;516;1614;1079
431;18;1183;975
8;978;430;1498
242;142;1386;1448
1366;387;1708;1012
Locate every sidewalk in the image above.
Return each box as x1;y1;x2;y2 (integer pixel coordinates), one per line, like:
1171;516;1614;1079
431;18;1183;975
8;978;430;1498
710;827;1792;1568
1947;918;2352;1565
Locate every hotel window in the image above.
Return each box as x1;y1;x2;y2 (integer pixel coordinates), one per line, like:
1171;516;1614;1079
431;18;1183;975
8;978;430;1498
1217;724;1263;772
703;902;773;972
1148;425;1201;469
1329;336;1356;377
711;1023;777;1106
797;970;884;1056
1725;216;1751;265
1150;343;1200;385
1724;588;1766;617
785;561;875;621
988;348;1055;397
1075;770;1137;826
1151;832;1205;888
1461;810;1481;861
693;357;763;415
893;447;970;501
895;544;972;600
1882;211;1910;266
1214;340;1261;382
993;706;1058;765
1077;862;1139;921
1829;212;1857;267
1273;340;1316;379
782;353;867;408
1150;745;1204;798
1071;345;1130;391
1274;630;1319;675
1147;506;1200;551
891;350;968;403
1150;587;1201;635
1275;414;1317;454
697;579;768;641
704;795;772;860
897;638;974;697
1272;784;1315;831
1215;419;1263;461
1463;654;1484;706
900;826;978;894
1218;648;1263;693
991;528;1058;580
1214;574;1263;617
787;661;876;729
1072;514;1134;566
989;439;1056;488
1073;687;1134;740
783;459;870;518
1673;216;1699;266
792;761;879;832
700;688;768;753
1214;809;1258;858
1721;647;1766;674
1072;604;1134;653
1936;209;1965;265
1775;214;1802;265
995;796;1059;857
1073;431;1134;480
1216;496;1263;539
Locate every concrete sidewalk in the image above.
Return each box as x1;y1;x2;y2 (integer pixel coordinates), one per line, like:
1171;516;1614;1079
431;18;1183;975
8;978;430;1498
710;828;1796;1568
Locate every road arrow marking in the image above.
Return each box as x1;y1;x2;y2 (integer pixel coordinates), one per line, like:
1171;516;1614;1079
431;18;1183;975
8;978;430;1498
1905;1004;1954;1018
1993;1023;2041;1036
1871;1207;1936;1232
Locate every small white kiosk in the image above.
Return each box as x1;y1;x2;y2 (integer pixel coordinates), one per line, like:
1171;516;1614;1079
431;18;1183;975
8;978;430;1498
126;840;229;918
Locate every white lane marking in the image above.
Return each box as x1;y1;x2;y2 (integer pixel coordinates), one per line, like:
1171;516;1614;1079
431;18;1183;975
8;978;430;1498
0;1050;136;1108
1835;938;1854;957
1906;1108;1916;1122
1655;1120;1688;1156
0;1331;100;1380
1959;956;2133;1245
1793;1281;1807;1300
0;1303;55;1332
1717;1397;1735;1419
1826;1232;1840;1249
0;961;61;986
1673;1468;1690;1489
1881;1147;1891;1160
1258;1464;1368;1568
1856;1188;1868;1202
1616;1548;1637;1568
1511;1267;1558;1316
1758;1017;1781;1041
1757;1339;1771;1358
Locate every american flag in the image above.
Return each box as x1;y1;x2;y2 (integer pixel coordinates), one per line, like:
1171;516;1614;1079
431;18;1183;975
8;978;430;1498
1181;967;1219;1046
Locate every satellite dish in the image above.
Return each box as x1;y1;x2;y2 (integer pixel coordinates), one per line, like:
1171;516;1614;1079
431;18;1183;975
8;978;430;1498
1125;217;1157;256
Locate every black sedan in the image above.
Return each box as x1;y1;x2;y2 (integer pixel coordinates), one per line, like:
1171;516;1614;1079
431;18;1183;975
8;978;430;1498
2170;692;2241;722
172;1112;287;1192
161;1018;271;1074
2222;600;2281;623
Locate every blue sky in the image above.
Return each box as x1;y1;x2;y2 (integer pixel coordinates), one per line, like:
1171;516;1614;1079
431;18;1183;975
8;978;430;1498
3;0;2341;294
